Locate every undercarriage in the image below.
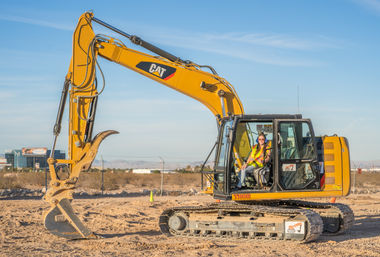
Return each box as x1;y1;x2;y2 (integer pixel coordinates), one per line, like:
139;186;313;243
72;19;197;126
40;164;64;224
159;200;354;242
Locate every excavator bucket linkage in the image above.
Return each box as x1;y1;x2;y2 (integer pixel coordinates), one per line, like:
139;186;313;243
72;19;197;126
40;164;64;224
43;130;118;239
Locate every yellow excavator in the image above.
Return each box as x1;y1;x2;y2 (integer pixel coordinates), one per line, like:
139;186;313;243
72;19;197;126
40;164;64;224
44;12;353;242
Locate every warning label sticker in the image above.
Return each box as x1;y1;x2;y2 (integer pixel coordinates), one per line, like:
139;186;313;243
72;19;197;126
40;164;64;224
285;221;305;234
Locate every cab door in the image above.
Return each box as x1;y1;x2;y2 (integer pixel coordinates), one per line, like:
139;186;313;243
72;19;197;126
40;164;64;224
213;118;234;198
275;119;321;191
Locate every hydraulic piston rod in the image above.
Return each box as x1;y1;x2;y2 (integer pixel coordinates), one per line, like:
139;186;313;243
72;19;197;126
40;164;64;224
91;14;185;63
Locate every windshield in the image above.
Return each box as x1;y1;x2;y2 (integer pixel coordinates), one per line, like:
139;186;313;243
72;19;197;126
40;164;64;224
279;122;316;160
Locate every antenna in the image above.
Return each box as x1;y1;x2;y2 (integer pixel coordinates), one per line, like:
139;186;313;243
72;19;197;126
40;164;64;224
297;85;300;113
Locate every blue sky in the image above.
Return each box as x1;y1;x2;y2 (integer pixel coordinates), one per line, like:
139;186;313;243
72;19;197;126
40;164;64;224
0;0;379;163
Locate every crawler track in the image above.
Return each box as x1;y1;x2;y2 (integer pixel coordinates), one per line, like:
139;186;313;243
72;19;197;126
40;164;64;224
159;200;354;242
159;202;323;242
272;200;354;235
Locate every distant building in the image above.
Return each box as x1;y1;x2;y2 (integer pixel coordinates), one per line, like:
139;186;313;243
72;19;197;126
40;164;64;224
132;169;153;174
4;151;14;167
4;148;65;169
131;168;174;174
0;158;11;169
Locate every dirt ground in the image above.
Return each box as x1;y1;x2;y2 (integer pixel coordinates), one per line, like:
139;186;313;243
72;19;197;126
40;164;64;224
1;175;380;256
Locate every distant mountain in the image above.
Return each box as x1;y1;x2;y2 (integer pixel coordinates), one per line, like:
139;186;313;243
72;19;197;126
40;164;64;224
93;159;380;170
92;159;210;170
351;160;380;169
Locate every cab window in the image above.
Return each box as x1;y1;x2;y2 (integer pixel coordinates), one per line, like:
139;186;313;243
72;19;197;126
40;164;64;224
279;122;315;160
279;121;319;190
214;119;234;193
231;121;274;190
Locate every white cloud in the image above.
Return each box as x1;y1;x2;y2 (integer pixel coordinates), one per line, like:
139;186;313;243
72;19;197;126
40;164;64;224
124;27;333;67
0;13;338;67
0;14;72;31
187;42;324;67
120;20;338;51
0;92;14;99
202;32;339;50
0;76;53;86
353;0;380;14
172;38;321;67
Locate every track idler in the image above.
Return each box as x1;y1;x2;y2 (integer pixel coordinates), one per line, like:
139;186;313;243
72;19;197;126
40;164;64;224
43;130;118;239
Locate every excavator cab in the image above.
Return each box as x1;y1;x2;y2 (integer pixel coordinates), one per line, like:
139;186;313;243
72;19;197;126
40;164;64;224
211;114;324;200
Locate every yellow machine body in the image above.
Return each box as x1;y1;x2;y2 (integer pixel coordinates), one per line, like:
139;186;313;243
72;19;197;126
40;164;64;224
43;12;352;240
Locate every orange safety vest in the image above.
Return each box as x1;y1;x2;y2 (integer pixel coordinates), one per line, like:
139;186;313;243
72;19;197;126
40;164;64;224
248;142;270;167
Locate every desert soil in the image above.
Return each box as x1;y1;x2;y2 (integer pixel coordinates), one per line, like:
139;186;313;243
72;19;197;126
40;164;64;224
1;187;380;256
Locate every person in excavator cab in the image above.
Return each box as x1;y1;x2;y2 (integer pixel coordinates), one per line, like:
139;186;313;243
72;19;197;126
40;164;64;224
237;132;272;189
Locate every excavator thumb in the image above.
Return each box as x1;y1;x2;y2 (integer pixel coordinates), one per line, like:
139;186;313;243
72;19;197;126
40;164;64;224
44;130;119;239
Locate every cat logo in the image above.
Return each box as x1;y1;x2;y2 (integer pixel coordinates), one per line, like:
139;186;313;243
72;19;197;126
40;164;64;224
149;63;166;78
136;62;176;80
